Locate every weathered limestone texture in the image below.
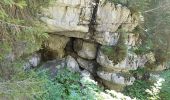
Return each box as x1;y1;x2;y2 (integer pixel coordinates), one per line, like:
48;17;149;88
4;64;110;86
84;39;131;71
74;39;98;60
41;0;95;38
39;0;156;91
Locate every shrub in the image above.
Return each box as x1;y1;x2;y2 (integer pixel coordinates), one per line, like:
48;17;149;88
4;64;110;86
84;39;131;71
159;69;170;100
123;80;152;100
0;66;137;100
146;78;165;100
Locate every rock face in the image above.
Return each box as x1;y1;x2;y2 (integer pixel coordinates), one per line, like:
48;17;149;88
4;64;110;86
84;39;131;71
74;39;98;59
41;0;95;39
96;3;130;33
125;33;140;48
121;13;139;32
97;50;147;72
41;0;138;45
97;71;135;85
38;0;159;91
94;32;120;46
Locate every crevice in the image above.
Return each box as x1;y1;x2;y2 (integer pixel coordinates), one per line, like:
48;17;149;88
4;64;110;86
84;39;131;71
65;37;75;56
89;0;99;38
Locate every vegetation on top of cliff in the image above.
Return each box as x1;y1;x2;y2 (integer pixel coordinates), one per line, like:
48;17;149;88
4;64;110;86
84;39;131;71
108;0;151;11
0;0;56;61
0;0;57;82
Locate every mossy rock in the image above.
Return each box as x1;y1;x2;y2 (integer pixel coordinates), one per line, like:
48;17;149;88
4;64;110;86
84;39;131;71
100;33;127;64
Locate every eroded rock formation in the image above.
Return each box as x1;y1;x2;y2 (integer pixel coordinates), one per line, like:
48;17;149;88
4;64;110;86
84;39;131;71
38;0;143;91
20;0;166;91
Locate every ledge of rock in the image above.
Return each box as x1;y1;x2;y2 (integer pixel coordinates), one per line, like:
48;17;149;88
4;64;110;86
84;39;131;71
41;0;95;38
94;32;120;46
97;49;149;72
97;71;135;91
41;0;138;45
97;71;135;85
44;34;70;58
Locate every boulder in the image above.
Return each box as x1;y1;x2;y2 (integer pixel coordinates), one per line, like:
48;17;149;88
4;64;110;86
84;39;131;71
66;55;80;72
28;53;41;67
80;70;96;86
97;50;114;70
23;53;41;71
74;39;98;60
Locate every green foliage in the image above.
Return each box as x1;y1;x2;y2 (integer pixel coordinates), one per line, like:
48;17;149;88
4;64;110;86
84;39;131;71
0;0;52;61
0;70;46;100
108;0;170;63
0;67;104;100
101;33;127;64
146;78;164;100
0;66;138;100
123;80;152;100
39;68;83;100
129;68;148;80
159;69;170;100
130;27;154;55
107;0;151;12
38;68;102;100
0;1;54;92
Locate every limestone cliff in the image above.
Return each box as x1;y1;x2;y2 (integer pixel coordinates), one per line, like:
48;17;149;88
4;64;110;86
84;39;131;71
3;0;167;91
39;0;141;91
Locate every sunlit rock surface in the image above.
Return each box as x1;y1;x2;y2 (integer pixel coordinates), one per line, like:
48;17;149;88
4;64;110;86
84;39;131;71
37;0;160;91
94;32;120;46
41;0;94;39
97;71;135;85
74;39;98;59
66;55;80;72
96;2;130;33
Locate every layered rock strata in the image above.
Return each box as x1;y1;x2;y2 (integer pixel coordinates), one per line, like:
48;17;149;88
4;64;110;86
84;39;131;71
37;0;157;91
